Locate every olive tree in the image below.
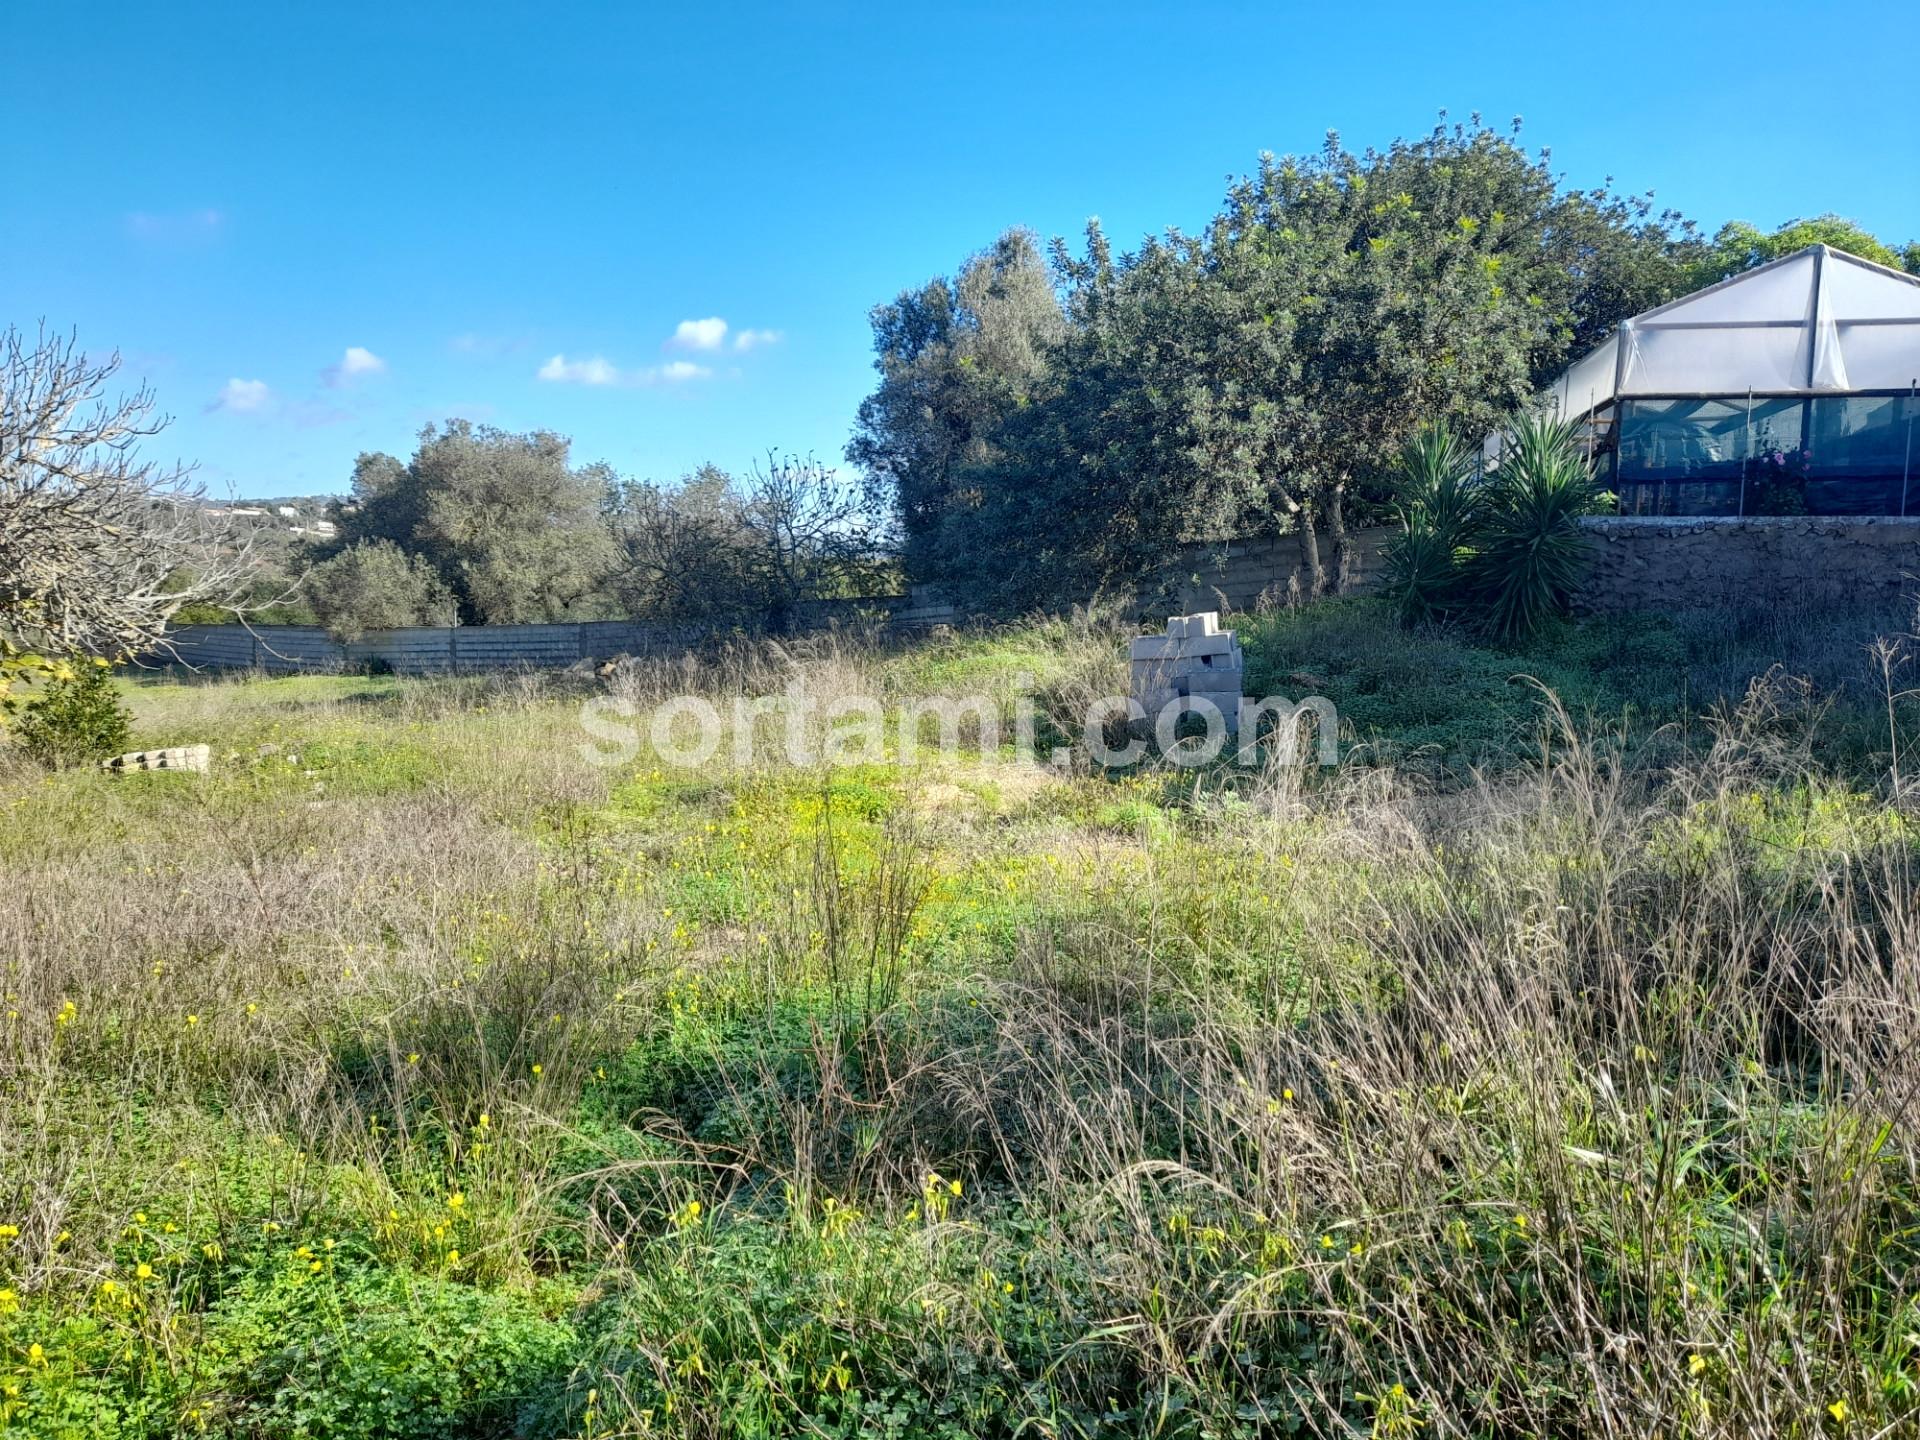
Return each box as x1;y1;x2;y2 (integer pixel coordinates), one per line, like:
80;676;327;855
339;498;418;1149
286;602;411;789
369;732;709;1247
303;540;458;642
326;421;618;624
846;228;1064;587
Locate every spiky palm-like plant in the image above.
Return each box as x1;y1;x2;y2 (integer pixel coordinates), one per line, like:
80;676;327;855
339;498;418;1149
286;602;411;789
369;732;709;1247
1466;413;1599;641
1382;423;1481;624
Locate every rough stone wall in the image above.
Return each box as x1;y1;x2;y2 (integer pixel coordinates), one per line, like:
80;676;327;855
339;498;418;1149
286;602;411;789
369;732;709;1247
1577;516;1920;614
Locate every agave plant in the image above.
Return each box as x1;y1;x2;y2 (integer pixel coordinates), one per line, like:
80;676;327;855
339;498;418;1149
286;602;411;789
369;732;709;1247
1465;412;1599;641
1382;423;1480;624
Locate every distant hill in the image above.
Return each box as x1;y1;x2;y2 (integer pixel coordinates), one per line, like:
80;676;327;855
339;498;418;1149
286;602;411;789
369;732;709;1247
200;494;343;541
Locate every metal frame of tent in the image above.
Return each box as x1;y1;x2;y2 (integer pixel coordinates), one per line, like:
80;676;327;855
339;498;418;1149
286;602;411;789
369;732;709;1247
1532;246;1920;517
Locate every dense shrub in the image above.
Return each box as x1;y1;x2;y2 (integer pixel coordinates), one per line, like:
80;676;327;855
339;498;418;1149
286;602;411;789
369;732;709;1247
1383;414;1601;639
303;540;459;642
12;660;131;768
201;1269;578;1440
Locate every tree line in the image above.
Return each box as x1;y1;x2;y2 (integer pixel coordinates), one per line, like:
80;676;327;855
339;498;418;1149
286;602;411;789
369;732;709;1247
299;426;882;640
845;119;1920;615
11;116;1916;680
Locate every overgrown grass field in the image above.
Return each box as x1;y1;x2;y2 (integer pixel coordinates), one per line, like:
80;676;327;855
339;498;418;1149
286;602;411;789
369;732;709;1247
7;603;1920;1438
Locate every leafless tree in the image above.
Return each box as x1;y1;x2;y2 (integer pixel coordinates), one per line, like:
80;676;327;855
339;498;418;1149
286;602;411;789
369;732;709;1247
1;325;257;661
745;453;881;632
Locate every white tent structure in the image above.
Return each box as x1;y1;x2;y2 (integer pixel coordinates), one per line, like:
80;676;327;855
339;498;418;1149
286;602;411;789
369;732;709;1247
1538;245;1920;516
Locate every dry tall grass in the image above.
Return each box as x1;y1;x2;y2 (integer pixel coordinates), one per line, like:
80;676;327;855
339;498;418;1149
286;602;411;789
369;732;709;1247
2;625;1917;1438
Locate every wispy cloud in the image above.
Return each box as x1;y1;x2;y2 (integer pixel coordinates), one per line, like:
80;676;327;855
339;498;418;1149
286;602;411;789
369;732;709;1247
537;353;622;386
669;317;729;352
449;332;526;358
207;378;272;414
652;360;712;383
732;328;783;352
537;353;712;387
126;208;225;242
323;345;387;386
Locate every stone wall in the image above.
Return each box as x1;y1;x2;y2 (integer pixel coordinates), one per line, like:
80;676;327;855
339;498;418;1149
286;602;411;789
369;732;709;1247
1577;516;1920;614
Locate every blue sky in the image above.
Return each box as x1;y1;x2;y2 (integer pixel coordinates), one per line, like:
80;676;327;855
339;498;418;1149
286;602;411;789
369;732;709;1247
5;2;1916;500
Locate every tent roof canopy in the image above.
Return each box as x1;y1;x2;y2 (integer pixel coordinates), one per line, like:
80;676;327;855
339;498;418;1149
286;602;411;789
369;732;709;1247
1548;245;1920;425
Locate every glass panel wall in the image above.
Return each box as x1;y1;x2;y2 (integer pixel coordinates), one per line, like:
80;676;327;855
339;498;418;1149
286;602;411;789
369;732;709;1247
1806;395;1917;514
1616;398;1800;515
1615;394;1920;516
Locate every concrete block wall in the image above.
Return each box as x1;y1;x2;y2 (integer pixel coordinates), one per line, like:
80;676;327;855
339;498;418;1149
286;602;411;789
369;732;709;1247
1137;527;1397;617
1130;612;1245;730
157;621;709;674
158;518;1920;676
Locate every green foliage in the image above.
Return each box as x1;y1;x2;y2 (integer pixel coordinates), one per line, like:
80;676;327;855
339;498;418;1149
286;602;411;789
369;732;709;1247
1694;213;1920;285
197;1268;577;1440
12;660;132;768
847;229;1065;590
1463;414;1602;640
1384;414;1598;640
303;541;460;642
1240;598;1684;769
853;123;1700;612
1381;423;1480;624
326;422;618;625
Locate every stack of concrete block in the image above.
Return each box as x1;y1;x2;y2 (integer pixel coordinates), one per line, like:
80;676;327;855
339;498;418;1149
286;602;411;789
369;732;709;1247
101;744;211;775
1129;612;1244;732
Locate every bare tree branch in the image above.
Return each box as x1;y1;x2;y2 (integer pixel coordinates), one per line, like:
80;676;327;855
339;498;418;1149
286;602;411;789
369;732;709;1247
0;324;259;660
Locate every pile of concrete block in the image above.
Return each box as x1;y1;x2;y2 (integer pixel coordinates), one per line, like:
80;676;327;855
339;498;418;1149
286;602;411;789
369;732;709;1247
1129;612;1244;732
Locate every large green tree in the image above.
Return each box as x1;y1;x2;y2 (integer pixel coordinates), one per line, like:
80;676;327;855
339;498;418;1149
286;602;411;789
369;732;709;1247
888;122;1701;611
1181;123;1698;592
326;421;617;624
846;228;1064;587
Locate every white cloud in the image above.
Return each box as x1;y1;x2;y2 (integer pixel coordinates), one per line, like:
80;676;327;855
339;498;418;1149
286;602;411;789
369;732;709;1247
669;317;729;352
732;328;783;352
323;345;387;386
537;354;711;387
209;378;271;413
650;360;711;383
538;353;622;385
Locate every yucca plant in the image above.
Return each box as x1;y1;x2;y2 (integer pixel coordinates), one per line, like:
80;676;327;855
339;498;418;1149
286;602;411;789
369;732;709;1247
1382;422;1481;624
1465;412;1599;641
